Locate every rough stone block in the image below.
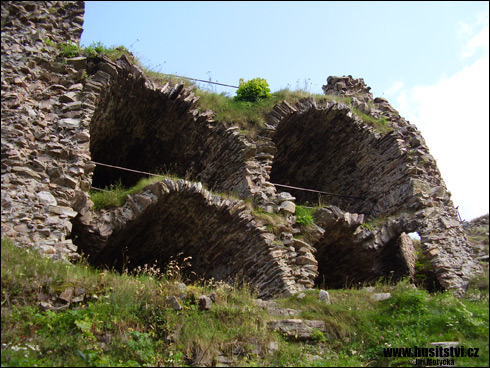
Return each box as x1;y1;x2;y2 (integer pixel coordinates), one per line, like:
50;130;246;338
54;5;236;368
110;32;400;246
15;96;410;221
319;289;331;304
198;295;212;311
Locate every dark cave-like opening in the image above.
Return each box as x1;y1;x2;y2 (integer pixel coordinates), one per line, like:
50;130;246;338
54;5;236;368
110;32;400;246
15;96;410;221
313;232;415;289
86;191;241;282
89;78;198;190
72;177;292;298
76;72;213;273
87;69;253;198
269;105;377;214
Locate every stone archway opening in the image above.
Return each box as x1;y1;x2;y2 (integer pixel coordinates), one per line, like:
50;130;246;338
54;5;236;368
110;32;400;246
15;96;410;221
83;187;248;283
88;73;201;190
71;62;302;298
269;101;384;215
311;215;418;289
268;100;418;289
72;178;297;298
75;64;223;275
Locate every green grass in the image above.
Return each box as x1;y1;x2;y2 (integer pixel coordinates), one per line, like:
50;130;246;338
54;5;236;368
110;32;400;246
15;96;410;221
89;175;169;209
2;237;488;367
295;205;316;226
193;87;394;136
249;207;289;235
83;42;133;61
188;88;336;137
89;175;245;211
78;41;395;136
353;109;393;134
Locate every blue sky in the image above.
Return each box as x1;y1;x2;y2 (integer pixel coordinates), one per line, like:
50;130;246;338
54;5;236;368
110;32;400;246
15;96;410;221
81;1;489;221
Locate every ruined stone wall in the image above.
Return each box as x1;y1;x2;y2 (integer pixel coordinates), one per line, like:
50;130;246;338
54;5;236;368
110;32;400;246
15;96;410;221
1;2;481;297
263;77;482;293
2;1;89;259
268;96;440;217
87;55;259;195
75;54;317;297
1;1;317;298
72;179;307;298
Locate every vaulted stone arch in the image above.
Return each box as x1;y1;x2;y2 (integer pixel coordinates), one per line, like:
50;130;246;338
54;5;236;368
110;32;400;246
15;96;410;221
72;57;314;298
72;179;300;298
265;93;481;294
86;55;257;195
268;98;419;216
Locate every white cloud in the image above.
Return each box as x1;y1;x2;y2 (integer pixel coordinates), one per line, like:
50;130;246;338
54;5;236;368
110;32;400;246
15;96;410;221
387;16;490;221
385;81;404;95
461;24;489;58
458;20;474;37
393;53;489;221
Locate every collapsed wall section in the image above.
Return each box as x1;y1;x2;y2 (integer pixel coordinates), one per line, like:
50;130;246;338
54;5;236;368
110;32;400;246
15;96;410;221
265;78;482;294
1;1;317;298
87;56;257;194
72;179;304;298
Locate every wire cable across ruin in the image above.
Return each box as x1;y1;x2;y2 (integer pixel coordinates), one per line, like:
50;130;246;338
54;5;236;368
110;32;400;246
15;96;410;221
90;161;365;200
161;73;239;89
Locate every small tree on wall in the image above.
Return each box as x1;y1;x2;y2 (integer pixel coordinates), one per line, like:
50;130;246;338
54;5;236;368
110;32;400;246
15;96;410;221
235;78;271;102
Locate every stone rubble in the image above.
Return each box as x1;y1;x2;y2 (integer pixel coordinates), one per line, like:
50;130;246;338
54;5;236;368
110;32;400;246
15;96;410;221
267;319;327;341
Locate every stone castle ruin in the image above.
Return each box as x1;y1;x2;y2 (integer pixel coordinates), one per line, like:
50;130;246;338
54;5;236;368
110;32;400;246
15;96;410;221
1;1;482;298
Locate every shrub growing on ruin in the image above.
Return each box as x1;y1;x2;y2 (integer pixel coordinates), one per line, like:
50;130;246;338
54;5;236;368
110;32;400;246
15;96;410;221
58;41;82;58
235;78;271;102
295;205;315;226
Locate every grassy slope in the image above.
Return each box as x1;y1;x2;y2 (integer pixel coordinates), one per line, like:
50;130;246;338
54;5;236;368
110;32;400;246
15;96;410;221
1;238;488;367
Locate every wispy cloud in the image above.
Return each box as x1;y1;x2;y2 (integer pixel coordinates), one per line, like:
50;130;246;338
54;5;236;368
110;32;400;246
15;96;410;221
385;81;404;95
459;12;489;59
461;24;489;58
388;19;489;221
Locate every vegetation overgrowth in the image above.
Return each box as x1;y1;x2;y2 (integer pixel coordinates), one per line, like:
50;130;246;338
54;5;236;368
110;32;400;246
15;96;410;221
90;175;171;209
2;237;488;367
58;41;393;136
294;205;317;227
235;78;272;102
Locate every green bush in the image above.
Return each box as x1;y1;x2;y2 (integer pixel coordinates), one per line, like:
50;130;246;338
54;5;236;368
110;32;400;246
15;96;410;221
235;77;271;102
295;205;315;226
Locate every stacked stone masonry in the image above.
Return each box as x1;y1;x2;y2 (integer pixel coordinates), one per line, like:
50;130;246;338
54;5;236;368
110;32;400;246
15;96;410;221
1;1;482;298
